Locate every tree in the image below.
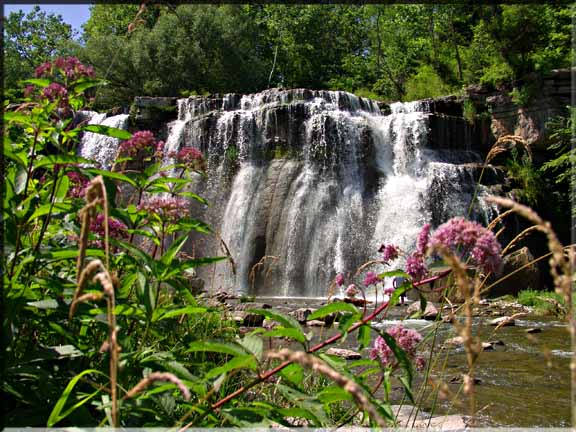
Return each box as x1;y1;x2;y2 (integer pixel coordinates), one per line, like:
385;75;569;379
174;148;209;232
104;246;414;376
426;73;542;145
3;6;79;92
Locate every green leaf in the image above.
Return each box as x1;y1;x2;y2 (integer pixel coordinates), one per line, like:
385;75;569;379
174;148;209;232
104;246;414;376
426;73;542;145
27;202;72;223
204;355;257;380
379;332;413;399
262;327;306;344
238;334;263;360
156;306;206;321
81;124;132;140
307;301;359;320
47;369;106;427
21;78;51;87
178;191;209;205
27;299;59;309
33;154;93;170
85;168;137;187
72;79;104;94
377;269;411;279
4;111;33;126
187;341;247;357
160;234;189;266
247;309;304;334
357;324;371;350
317;385;353;404
279;363;304;387
42;248;105;261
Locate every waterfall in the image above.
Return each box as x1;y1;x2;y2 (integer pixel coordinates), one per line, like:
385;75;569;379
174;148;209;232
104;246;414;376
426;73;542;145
147;89;498;298
78;113;130;169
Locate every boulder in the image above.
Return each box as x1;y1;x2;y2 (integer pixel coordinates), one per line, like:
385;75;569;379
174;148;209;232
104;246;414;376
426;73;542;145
289;307;314;323
489;316;516;327
487;247;540;297
233;311;265;327
306;319;326;327
325;348;362;360
406;302;440;320
444;336;464;347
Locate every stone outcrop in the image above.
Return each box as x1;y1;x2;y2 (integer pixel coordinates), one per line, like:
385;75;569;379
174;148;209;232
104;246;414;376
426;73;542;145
488;246;540;297
469;68;572;152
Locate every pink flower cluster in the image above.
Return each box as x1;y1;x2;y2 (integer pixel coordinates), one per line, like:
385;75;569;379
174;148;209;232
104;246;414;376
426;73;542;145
370;325;425;370
335;273;345;286
66;171;90;198
345;284;359;297
119;131;159;157
428;217;502;274
379;243;399;262
35;57;95;81
168;147;205;171
89;214;128;247
405;252;428;281
138;197;189;222
363;271;380;287
41;82;68;105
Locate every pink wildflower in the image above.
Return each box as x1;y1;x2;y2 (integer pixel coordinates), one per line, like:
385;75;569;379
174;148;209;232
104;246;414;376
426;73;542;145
24;85;35;98
41;82;68;104
379;243;399;262
169;147;205;171
34;62;53;78
405;252;428;281
370;325;424;369
119;131;157;157
416;223;431;255
363;271;379;287
383;286;395;295
138;197;189;222
66;171;90;198
429;217;502;274
335;273;345;286
345;284;358;298
89;214;128;247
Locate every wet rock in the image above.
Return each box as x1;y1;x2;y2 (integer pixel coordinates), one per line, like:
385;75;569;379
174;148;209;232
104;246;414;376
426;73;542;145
344;297;371;306
233;302;272;311
406;302;440;320
526;327;542;334
289;307;314;323
488;247;540;297
416;414;469;430
233;311;265;327
490;316;516;326
306;319;325;327
481;340;504;351
449;375;482;385
326;348;362;360
213;291;239;303
188;277;205;295
444;336;464;347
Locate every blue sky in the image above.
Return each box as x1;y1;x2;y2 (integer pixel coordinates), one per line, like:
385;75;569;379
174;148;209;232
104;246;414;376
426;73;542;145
4;4;93;35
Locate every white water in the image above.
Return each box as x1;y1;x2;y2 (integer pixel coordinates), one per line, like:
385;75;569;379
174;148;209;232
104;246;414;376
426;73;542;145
79;89;497;298
78;113;129;169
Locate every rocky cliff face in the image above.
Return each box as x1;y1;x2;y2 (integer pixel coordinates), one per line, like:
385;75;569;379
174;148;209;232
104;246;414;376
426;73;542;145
120;71;571;297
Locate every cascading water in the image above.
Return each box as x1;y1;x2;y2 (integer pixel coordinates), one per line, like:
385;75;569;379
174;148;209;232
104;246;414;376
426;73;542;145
78;112;130;169
164;89;498;298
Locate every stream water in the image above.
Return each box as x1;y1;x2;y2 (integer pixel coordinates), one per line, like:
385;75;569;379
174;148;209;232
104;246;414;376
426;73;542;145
269;299;572;428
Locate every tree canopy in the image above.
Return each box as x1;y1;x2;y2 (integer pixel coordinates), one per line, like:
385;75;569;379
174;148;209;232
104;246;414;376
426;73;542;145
4;3;572;107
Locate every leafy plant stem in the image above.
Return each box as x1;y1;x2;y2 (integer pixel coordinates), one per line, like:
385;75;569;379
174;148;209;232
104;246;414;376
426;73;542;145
204;269;452;414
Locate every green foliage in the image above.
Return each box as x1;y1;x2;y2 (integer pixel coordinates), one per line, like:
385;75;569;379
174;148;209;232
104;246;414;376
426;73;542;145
463;99;477;124
404;64;455;101
517;289;566;316
73;3;572;107
3;6;80;92
505;150;543;206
